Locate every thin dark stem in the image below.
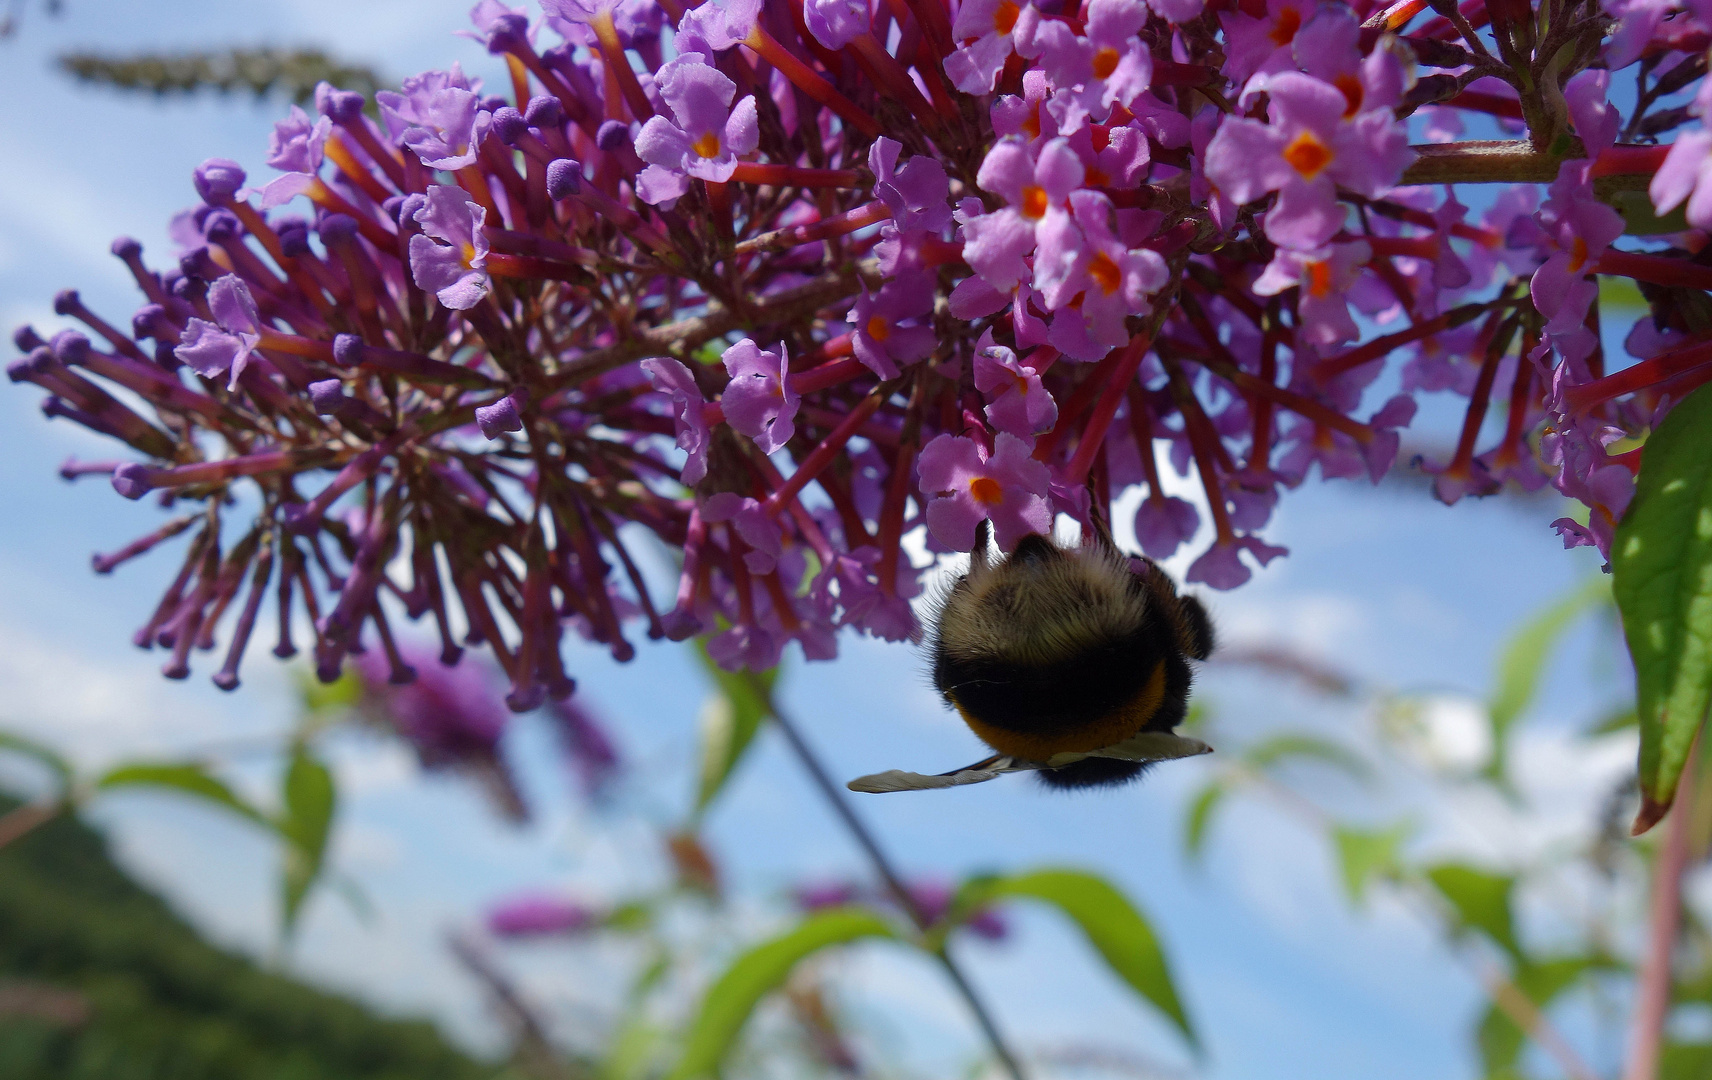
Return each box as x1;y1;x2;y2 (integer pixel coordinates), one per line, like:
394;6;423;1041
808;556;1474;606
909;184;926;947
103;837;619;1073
762;687;1029;1080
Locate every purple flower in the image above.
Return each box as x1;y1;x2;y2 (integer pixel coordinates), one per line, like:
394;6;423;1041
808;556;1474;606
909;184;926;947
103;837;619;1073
546;698;622;800
849;277;937;379
721;339;798;453
1219;0;1314;87
254;105;330;209
1034;0;1151;128
973;338;1057;436
174;275;262;388
1649;125;1712;230
356;650;512;771
641;357;711;485
868;138;953;234
1134;496;1199;559
704;491;785;573
409;184;491;310
476;390;527;439
1203;72;1412;250
706;622;782;670
634;58;759;203
805;0;869;49
1033;190;1167;358
965;136;1084;291
487;894;597;937
1251;241;1370;346
946;0;1042;94
1528;166;1624;364
377;65;490;170
674;0;762;52
1186;534;1287;590
918;431;1053;552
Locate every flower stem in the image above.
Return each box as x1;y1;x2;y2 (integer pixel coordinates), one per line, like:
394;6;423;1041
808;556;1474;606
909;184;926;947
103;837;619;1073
1624;737;1701;1080
759;688;1030;1080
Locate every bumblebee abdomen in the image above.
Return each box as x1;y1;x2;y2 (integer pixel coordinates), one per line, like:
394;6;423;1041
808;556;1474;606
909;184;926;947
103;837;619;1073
942;653;1177;761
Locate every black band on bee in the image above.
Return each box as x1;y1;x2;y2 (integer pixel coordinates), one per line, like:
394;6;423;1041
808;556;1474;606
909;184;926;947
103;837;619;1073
1036;758;1153;790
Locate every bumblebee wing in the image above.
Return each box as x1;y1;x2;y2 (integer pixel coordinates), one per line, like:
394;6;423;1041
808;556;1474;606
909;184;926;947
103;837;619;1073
1048;731;1212;768
847;755;1025;793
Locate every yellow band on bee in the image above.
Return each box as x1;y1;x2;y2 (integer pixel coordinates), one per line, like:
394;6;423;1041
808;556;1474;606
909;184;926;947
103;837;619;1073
953;660;1168;762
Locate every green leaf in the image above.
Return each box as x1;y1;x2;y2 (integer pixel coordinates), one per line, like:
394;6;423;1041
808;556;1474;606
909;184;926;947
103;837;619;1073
956;868;1197;1050
602;1016;667;1080
1244;734;1371;782
1424;863;1520;960
95;762;270;828
1613;382;1712;820
57;48;385;105
1476;957;1594;1073
1332;823;1411;906
277;744;337;938
1662;1041;1712;1080
692;642;778;815
1486;578;1609;778
1183;782;1226;861
668;907;895;1079
0;730;75;798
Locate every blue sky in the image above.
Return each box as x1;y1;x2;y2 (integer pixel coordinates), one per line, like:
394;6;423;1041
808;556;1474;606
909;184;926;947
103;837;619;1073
0;3;1653;1077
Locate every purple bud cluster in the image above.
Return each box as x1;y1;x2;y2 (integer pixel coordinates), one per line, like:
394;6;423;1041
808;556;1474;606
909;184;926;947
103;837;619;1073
12;0;1712;707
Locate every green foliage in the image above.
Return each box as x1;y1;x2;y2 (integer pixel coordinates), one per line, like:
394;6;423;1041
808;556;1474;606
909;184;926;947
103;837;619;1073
955;868;1197;1050
57;48;384;105
0;795;497;1080
691;644;777;816
94;762;270;830
301;667;364;718
1612;382;1712;818
1331;823;1411;905
1662;1041;1712;1080
0;731;74;798
1476;958;1596;1075
667;906;896;1079
1486;578;1609;780
1183;782;1226;861
1423;864;1520;961
277;744;337;940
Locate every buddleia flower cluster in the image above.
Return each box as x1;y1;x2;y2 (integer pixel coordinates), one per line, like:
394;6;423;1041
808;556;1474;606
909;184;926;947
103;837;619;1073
12;0;1712;710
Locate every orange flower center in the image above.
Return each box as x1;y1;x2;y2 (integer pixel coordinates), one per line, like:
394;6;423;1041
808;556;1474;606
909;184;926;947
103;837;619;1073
866;314;892;342
693;131;723;159
1020;184;1049;219
1334;73;1363;118
1092;47;1121;79
1305;259;1333;298
1269;6;1302;45
1568;236;1590;274
969;477;1004;505
1022;104;1041;140
1282;130;1334;179
1088;252;1122;295
1085;166;1110;188
994;0;1020;34
460;242;478;269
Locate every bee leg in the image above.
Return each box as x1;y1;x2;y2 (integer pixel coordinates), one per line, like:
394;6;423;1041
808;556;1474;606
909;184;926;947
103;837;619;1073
969;518;993;578
1086;506;1121;556
1177;594;1215;661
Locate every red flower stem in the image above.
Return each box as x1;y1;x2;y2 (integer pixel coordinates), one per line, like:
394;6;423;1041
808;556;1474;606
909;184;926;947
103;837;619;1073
1592;144;1672;178
335;120;409;192
747;451;837;562
1366;235;1444;261
744;26;883;138
902;0;954;57
766;390;887;516
146;450;321;492
790;356;868;395
1317;303;1488;379
1125;383;1168;497
306;180;398;252
818;469;876;546
1561;338;1712;414
1034;344;1131;461
499;38;591;127
1488;351;1534;469
876;430;918;594
847;32;942;131
1444;90;1524;119
1623;737;1700;1080
323;134;396;205
1186;348;1375;444
1165;364;1236;542
729;162;865;188
1064;334;1153;484
735;202;889;256
1447;338;1505;473
1379;0;1429;28
591;11;657;121
1023;345;1060;375
1596;249;1712;291
554;181;675;257
762;571;803;631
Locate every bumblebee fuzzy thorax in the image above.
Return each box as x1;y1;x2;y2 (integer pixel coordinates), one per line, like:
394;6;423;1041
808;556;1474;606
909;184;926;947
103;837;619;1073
933;535;1146;669
929;530;1212;788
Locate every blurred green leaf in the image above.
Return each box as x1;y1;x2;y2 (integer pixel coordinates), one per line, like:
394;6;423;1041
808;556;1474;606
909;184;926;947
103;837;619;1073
603;1015;668;1080
1613;382;1712;821
1662;1041;1712;1080
0;730;75;798
603;900;655;933
300;666;363;717
1476;958;1595;1074
95;762;270;829
1425;863;1520;960
1486;577;1609;779
58;47;385;105
1611;190;1692;236
1332;823;1411;906
278;744;336;939
692;643;778;815
956;868;1197;1050
1183;782;1226;861
668;907;895;1079
1591;705;1638;734
1244;734;1371;783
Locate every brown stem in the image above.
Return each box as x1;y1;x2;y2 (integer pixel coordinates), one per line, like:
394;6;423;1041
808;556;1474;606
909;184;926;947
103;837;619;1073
0;802;59;851
760;687;1030;1080
1624;737;1700;1080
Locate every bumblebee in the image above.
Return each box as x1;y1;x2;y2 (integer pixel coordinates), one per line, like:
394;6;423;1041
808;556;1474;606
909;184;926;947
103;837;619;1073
848;518;1214;794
